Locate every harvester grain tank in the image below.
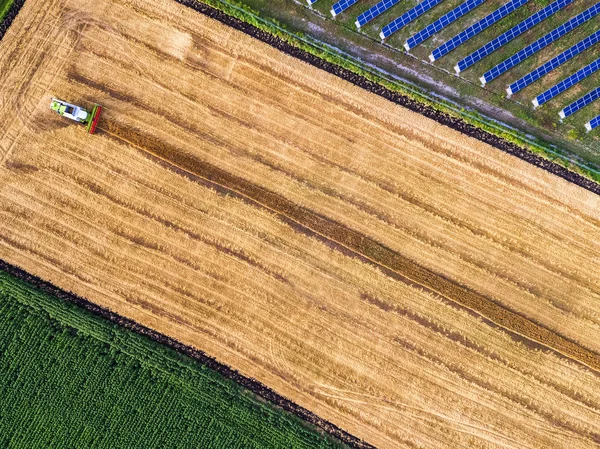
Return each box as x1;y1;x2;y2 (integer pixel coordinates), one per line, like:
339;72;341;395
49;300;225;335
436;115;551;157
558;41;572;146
50;98;102;134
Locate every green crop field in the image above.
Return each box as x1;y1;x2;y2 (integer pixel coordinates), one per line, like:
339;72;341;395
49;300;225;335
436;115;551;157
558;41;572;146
0;269;348;449
0;0;14;21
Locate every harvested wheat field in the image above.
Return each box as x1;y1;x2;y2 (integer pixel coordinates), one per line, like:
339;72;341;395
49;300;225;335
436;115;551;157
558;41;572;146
2;0;600;447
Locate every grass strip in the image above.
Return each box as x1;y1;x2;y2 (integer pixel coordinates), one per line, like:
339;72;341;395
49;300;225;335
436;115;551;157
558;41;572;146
182;0;600;186
0;0;24;41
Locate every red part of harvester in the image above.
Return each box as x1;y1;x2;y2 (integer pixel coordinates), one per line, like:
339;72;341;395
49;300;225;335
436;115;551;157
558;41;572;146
86;104;102;134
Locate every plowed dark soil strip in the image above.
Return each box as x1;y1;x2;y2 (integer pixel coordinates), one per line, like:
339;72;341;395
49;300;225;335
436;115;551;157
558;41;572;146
100;120;600;376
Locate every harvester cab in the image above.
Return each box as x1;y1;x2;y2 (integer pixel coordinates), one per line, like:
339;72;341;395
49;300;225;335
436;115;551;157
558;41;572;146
50;98;102;134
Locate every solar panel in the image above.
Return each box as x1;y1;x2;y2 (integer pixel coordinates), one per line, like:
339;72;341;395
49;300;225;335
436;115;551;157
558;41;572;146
405;0;487;51
381;0;445;40
586;115;600;132
481;3;600;85
307;0;318;5
332;0;360;17
430;0;529;62
533;58;600;108
559;86;600;119
455;0;574;74
355;0;401;28
508;29;600;96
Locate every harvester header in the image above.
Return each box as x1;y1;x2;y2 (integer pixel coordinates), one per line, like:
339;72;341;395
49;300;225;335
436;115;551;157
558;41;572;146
50;98;102;134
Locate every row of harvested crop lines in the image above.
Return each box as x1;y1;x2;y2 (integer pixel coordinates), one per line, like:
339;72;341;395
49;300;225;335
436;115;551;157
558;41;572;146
307;0;600;133
101;119;600;374
0;268;351;449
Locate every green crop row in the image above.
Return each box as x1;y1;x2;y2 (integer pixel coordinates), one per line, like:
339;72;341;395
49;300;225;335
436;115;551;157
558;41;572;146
0;0;15;22
0;269;348;449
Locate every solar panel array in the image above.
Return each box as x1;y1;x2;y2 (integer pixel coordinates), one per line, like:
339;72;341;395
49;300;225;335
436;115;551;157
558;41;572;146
481;3;600;85
405;0;486;51
310;0;600;128
586;115;600;132
355;0;401;28
430;0;529;62
380;0;444;40
455;0;574;73
559;86;600;119
534;58;600;108
507;29;600;96
331;0;360;16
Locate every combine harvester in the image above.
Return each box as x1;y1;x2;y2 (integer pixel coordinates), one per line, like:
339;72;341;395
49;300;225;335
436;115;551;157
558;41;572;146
50;98;102;134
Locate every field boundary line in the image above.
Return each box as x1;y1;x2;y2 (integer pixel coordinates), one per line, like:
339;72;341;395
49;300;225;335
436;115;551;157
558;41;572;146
0;256;376;449
175;0;600;193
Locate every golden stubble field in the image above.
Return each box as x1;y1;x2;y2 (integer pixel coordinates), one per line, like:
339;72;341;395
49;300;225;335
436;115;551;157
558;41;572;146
2;0;600;447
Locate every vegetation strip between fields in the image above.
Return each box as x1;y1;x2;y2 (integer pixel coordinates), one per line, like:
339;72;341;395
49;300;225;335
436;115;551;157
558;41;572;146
0;267;356;448
174;0;600;196
0;259;375;449
100;119;600;378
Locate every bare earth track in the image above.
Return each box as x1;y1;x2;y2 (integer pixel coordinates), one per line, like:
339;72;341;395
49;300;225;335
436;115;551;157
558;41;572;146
2;0;600;448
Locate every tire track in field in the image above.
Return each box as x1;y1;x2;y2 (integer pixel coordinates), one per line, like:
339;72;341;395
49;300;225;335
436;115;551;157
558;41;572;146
98;119;600;377
393;334;600;443
360;291;600;413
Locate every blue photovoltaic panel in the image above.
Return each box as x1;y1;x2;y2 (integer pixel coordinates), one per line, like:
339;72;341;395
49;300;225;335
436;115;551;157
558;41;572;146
559;86;600;119
481;3;600;85
533;58;600;107
332;0;360;16
586;115;600;132
308;0;317;4
508;29;600;96
355;0;401;28
429;0;529;62
431;0;529;61
455;0;574;73
405;0;487;50
380;0;445;40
